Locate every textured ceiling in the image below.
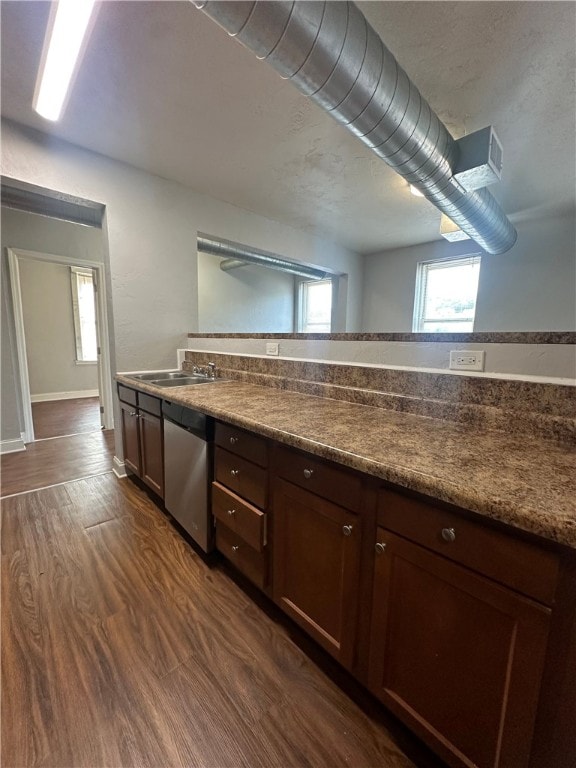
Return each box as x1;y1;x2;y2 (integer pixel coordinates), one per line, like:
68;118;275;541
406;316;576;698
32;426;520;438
1;1;574;254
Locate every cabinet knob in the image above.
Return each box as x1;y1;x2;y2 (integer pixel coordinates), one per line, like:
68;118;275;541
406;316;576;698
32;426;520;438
229;436;238;445
129;411;137;417
227;509;236;517
441;527;456;543
375;542;387;555
230;469;239;477
231;545;239;553
342;524;353;537
303;468;314;479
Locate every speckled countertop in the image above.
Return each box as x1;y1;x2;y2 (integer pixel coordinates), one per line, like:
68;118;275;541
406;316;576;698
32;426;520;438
116;375;576;550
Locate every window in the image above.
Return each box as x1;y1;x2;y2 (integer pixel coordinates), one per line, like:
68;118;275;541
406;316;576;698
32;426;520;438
297;278;332;332
413;255;481;332
70;267;98;362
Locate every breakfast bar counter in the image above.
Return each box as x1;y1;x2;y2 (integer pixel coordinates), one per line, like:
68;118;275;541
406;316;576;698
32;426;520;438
116;374;576;550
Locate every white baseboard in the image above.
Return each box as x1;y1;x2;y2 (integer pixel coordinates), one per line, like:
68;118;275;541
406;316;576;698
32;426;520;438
31;389;100;403
0;437;26;454
113;456;127;478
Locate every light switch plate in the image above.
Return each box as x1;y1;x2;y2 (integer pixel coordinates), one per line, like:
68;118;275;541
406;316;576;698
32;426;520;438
449;350;485;371
266;342;279;356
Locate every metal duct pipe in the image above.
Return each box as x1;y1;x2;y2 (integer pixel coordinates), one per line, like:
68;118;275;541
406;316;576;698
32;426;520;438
192;1;517;255
220;258;249;272
197;233;330;279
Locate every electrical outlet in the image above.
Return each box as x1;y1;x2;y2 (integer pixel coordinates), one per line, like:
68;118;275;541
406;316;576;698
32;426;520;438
265;342;279;356
449;350;485;371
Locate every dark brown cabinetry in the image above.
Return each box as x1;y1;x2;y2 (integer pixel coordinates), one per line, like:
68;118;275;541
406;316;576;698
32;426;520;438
118;385;164;498
114;404;573;768
212;422;269;589
368;490;556;768
272;447;362;669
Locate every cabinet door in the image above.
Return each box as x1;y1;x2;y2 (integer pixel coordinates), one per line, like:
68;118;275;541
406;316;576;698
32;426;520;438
138;411;164;498
120;401;140;476
368;528;551;768
272;478;361;668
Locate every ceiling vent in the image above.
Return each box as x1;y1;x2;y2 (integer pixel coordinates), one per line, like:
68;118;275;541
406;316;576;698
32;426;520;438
192;1;517;255
453;127;504;192
440;213;472;242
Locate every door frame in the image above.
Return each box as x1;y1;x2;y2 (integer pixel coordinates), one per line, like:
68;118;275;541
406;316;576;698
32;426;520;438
7;247;114;443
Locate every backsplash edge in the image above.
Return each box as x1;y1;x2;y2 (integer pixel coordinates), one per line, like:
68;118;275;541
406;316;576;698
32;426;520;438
183;351;575;446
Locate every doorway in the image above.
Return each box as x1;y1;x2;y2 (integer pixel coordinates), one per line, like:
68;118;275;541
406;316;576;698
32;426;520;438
7;247;114;444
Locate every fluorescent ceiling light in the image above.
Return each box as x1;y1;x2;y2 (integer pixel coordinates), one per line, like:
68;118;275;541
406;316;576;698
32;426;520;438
409;185;425;198
33;0;97;122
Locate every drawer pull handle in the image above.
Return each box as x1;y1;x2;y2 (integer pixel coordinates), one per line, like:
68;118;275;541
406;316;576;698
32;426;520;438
227;509;236;517
230;469;240;477
342;524;353;537
229;436;238;445
441;527;456;543
303;468;314;479
375;542;387;555
231;545;239;552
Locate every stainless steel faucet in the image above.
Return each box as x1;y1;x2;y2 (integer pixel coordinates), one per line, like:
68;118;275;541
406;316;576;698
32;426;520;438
191;362;217;379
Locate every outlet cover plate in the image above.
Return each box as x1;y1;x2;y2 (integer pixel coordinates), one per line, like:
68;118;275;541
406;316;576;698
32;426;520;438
449;350;485;371
266;342;279;356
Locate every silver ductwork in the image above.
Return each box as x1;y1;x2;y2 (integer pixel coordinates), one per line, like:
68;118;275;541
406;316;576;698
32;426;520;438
192;1;517;255
197;233;330;279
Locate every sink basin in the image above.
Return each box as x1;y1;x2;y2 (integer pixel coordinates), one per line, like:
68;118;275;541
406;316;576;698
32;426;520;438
129;371;186;381
151;376;215;387
125;370;226;387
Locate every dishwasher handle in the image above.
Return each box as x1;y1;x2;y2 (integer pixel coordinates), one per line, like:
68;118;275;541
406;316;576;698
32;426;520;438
162;400;214;441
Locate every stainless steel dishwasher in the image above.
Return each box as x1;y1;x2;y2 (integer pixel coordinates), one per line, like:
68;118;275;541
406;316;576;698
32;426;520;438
162;400;214;552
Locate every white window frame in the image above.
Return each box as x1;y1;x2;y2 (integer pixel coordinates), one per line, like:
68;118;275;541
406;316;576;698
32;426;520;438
70;266;98;363
412;254;482;333
296;278;333;333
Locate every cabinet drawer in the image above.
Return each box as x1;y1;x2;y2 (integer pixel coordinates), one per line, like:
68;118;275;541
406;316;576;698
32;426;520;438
117;384;137;407
378;489;559;606
214;447;267;508
212;481;266;551
275;446;362;513
215;422;268;467
138;392;161;417
216;522;267;590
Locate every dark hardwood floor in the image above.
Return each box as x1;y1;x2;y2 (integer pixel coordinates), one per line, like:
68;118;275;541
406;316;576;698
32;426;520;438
0;431;115;498
32;396;102;440
1;473;422;768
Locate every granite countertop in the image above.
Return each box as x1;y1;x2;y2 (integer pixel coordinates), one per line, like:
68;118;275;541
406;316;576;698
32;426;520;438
116;374;576;551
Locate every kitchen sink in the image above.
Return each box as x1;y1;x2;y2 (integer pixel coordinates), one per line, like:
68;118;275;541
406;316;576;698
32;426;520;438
129;371;187;380
151;376;216;387
125;370;226;387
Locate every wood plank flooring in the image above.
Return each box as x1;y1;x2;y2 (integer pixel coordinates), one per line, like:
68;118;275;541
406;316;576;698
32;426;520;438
1;473;434;768
32;397;102;440
0;431;115;498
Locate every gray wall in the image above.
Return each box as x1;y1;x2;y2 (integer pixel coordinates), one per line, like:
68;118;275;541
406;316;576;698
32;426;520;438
361;212;576;332
474;214;576;330
1;120;363;451
1;254;23;442
18;258;98;397
198;252;295;332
